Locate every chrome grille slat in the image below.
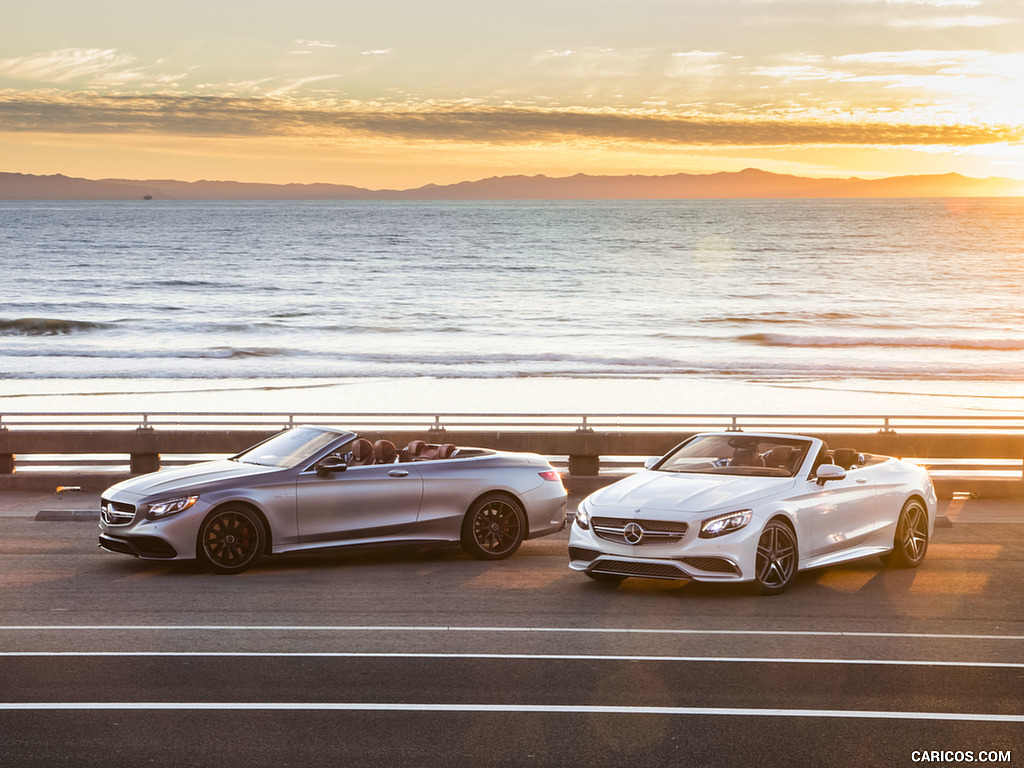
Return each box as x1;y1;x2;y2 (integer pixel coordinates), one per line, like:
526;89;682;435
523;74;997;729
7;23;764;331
100;499;137;526
591;516;688;546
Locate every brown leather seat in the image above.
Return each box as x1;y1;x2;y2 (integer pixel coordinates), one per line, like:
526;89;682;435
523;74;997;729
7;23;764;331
732;448;765;467
419;443;445;460
832;449;863;470
763;446;796;471
347;438;375;466
373;440;398;464
402;440;427;462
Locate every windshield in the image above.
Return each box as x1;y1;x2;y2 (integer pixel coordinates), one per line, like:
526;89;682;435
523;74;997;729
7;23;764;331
234;427;345;468
655;434;811;478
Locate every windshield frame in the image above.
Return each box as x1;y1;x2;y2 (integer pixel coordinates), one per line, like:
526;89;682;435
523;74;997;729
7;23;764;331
652;434;813;478
233;427;352;469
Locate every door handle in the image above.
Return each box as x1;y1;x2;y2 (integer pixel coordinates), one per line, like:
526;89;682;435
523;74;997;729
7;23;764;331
855;477;867;483
388;469;410;478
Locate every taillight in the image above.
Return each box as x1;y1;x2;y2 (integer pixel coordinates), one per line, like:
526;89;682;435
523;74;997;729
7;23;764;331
538;470;561;482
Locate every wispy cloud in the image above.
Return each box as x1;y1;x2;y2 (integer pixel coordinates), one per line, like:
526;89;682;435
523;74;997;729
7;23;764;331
296;40;338;49
265;75;345;96
888;14;1010;28
0;48;137;83
1;92;1018;148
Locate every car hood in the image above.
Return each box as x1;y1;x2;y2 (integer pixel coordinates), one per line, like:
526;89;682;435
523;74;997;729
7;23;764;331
104;460;281;499
587;470;795;514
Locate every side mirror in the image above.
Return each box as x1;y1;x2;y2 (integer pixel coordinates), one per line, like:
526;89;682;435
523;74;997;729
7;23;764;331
644;457;660;470
815;464;847;485
316;455;348;477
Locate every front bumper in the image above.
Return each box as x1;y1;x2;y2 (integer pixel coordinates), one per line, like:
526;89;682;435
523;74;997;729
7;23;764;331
567;515;752;582
98;492;208;562
98;532;178;559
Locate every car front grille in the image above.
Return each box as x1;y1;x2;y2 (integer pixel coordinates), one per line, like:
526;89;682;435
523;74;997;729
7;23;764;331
590;559;689;580
591;517;689;546
100;499;136;526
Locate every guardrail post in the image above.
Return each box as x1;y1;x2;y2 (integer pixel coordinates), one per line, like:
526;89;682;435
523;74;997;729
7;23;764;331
130;424;160;475
569;417;598;474
0;417;10;473
130;453;160;474
568;454;600;476
429;415;446;433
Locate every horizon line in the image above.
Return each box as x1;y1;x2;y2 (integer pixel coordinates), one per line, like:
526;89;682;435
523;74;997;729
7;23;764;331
4;167;1024;200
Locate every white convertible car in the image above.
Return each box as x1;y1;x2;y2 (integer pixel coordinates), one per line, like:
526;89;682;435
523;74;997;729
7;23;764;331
568;432;936;594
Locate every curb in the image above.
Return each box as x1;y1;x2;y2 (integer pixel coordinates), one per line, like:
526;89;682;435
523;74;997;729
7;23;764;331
34;510;98;522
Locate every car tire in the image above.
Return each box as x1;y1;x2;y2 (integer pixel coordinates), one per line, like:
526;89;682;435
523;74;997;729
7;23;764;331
461;494;525;560
881;498;929;569
753;519;797;595
197;506;266;574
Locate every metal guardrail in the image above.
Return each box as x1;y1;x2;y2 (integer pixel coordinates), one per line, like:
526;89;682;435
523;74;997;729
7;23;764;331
2;413;1023;492
3;412;1024;433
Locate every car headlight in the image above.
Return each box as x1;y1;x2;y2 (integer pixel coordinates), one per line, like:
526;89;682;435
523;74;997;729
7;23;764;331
699;509;752;538
575;498;592;530
146;495;199;520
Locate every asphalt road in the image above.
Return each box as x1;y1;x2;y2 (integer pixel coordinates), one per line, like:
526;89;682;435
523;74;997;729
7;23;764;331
1;517;1022;767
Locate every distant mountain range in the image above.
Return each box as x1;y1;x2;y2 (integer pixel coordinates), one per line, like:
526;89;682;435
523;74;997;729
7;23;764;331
2;168;1022;200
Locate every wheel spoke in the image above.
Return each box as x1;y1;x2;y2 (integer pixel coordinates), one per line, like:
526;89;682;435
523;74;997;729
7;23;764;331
204;512;259;568
756;523;795;590
462;495;525;560
473;502;521;554
900;504;927;562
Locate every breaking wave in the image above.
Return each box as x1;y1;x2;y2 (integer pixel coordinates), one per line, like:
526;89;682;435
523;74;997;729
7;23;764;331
0;317;111;336
738;333;1024;351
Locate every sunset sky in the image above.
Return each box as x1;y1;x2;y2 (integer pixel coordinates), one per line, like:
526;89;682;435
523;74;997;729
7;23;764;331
2;0;1023;188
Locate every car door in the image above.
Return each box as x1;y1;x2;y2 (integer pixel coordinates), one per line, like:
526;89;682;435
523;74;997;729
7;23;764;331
796;468;878;558
295;463;424;545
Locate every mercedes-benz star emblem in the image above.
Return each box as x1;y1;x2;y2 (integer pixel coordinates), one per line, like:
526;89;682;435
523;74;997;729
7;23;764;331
623;521;644;545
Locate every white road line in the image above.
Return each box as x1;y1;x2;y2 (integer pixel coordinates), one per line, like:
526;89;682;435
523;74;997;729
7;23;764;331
1;651;1022;668
0;702;1020;721
1;625;1022;641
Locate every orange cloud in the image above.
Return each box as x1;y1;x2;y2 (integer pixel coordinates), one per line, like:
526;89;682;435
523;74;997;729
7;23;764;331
1;92;1020;149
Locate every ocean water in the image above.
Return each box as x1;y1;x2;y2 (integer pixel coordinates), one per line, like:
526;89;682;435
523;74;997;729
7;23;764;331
1;198;1023;416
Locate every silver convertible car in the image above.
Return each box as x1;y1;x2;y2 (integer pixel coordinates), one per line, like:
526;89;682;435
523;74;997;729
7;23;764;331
569;432;936;594
99;426;567;573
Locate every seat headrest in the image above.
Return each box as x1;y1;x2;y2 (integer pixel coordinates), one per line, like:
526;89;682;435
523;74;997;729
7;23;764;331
764;446;795;469
403;440;426;461
348;438;374;465
832;448;862;470
732;448;764;467
373;440;398;463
